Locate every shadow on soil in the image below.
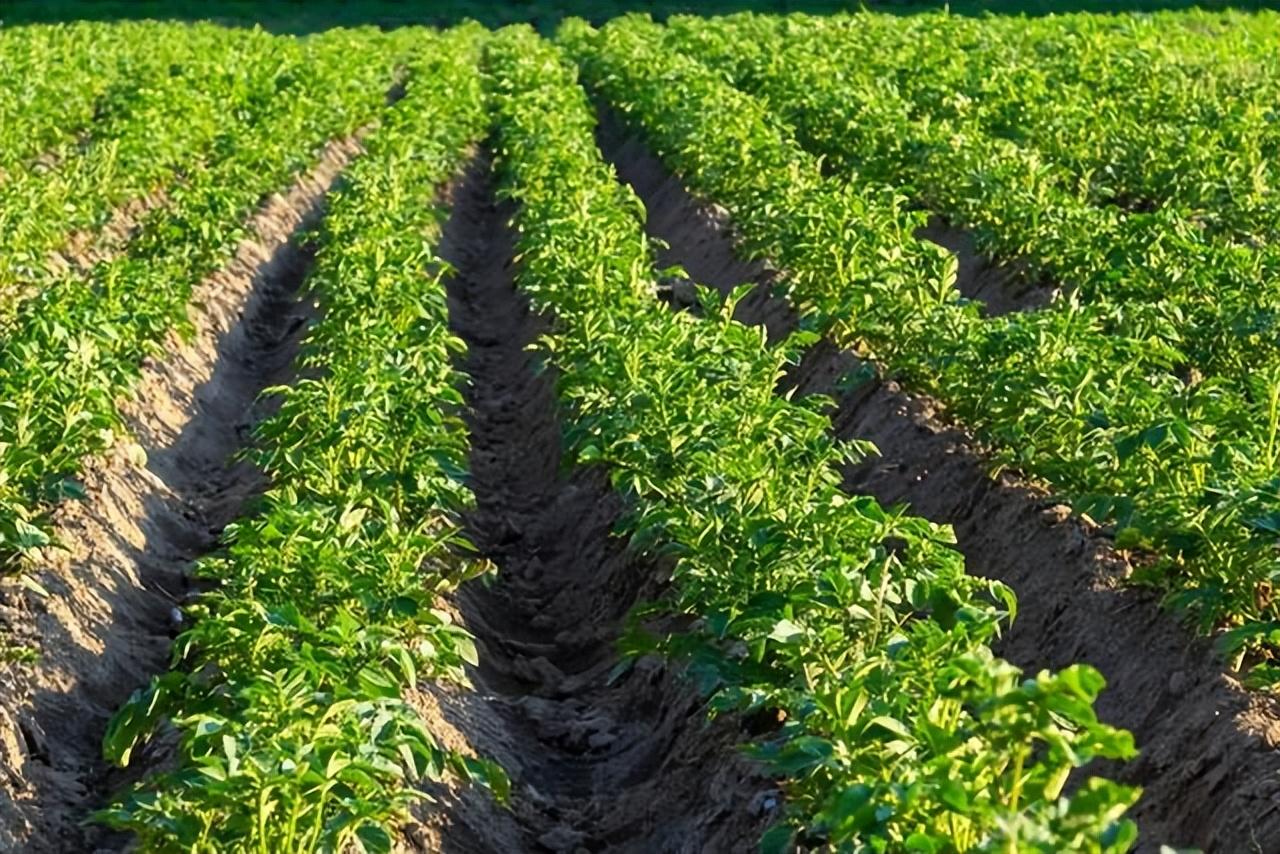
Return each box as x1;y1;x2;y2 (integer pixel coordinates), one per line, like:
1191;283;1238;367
591;102;1280;854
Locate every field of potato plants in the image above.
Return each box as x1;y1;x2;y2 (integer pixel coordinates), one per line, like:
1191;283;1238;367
0;6;1277;854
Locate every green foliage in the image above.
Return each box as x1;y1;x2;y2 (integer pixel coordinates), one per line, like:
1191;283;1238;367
1;7;1266;850
0;641;38;664
573;9;1280;674
0;22;149;174
500;23;1138;852
0;23;286;304
0;24;402;567
94;26;501;852
2;0;1271;33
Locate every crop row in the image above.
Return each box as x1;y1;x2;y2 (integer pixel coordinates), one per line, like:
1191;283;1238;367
501;23;1137;852
81;21;1145;852
688;10;1280;652
0;27;405;566
953;12;1279;243
705;11;1280;243
904;11;1280;243
98;26;504;853
572;12;1280;675
662;11;1279;375
0;24;313;315
0;22;159;176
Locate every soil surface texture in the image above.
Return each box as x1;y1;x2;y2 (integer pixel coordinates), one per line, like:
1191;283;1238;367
409;153;777;854
0;135;362;853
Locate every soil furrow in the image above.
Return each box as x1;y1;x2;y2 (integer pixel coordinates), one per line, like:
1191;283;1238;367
0;134;362;853
812;149;1056;316
594;109;1280;854
912;216;1058;316
45;185;175;279
408;153;774;854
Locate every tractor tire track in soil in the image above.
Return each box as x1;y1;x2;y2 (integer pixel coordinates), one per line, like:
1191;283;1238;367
0;134;363;853
594;108;1280;854
408;152;776;854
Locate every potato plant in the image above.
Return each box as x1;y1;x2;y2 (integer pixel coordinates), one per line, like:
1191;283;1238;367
0;26;403;565
96;26;503;853
0;8;1268;852
0;25;294;304
497;23;1138;852
0;21;154;175
572;12;1280;679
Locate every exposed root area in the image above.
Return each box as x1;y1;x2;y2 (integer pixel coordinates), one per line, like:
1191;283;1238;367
0;135;363;853
408;154;774;854
595;114;1280;854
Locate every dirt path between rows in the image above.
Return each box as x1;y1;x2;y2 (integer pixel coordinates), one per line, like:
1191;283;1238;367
912;216;1057;316
0;135;362;853
408;153;776;854
45;185;175;279
594;108;1280;854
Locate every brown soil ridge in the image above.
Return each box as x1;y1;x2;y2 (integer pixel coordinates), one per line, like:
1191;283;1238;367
0;134;363;853
594;109;1280;854
45;185;175;278
407;154;776;854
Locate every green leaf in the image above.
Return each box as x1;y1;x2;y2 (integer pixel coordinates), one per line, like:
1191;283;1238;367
355;823;393;854
758;822;795;854
14;520;50;550
937;778;969;812
768;618;805;644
